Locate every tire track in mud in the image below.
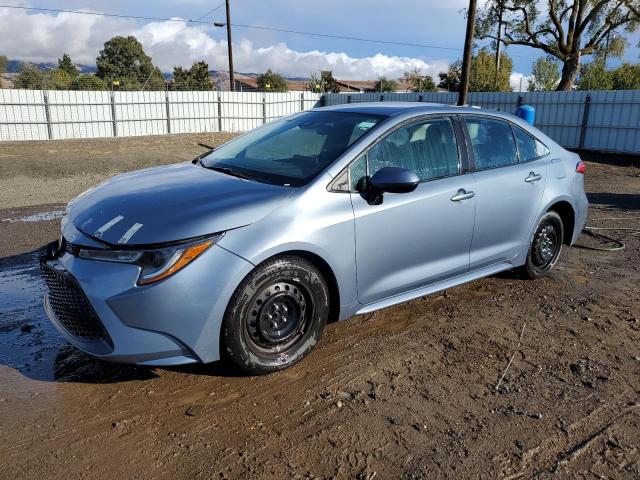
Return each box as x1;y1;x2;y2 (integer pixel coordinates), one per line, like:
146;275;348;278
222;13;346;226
1;162;640;479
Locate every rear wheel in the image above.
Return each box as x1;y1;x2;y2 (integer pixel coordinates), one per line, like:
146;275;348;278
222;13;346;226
221;255;329;374
523;211;564;279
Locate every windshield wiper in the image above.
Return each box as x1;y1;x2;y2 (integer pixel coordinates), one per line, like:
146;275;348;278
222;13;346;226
204;165;271;184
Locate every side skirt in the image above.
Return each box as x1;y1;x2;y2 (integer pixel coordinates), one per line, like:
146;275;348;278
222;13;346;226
355;261;514;315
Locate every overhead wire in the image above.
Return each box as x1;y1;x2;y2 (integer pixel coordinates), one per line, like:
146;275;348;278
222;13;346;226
0;3;538;58
140;2;226;90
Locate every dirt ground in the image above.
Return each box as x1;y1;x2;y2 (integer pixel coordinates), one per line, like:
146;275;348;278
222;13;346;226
0;133;237;210
0;135;639;479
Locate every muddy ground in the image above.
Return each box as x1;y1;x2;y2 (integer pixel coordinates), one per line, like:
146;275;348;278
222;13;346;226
0;135;639;479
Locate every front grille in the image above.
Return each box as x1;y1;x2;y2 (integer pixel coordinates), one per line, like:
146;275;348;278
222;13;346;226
41;262;112;346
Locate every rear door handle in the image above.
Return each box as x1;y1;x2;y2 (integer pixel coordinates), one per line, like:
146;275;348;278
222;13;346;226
525;172;542;183
451;189;475;202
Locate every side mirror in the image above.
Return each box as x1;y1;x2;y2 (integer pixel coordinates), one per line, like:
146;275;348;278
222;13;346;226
369;167;419;194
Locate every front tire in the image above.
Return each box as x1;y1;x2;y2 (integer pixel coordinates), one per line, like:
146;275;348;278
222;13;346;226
523;211;564;279
221;255;329;374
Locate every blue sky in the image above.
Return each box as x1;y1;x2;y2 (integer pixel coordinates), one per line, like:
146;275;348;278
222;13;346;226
1;0;639;89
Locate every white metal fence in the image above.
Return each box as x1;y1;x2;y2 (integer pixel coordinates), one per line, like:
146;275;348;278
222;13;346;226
1;88;639;154
324;90;640;154
0;89;321;141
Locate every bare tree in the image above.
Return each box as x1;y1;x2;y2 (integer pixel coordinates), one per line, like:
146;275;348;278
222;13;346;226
476;1;640;90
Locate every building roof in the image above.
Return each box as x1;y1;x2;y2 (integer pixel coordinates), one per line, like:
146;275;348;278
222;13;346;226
231;74;416;93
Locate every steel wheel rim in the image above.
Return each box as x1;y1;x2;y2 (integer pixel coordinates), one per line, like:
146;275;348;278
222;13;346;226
532;220;560;269
244;281;314;356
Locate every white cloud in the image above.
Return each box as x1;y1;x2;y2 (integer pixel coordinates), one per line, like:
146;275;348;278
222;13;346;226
0;8;450;80
510;72;531;92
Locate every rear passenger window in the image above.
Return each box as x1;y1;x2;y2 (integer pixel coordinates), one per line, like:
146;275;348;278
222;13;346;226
367;118;460;182
513;125;550;162
465;118;518;170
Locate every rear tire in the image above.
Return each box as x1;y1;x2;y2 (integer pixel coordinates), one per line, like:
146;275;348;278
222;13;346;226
221;255;329;374
523;211;564;279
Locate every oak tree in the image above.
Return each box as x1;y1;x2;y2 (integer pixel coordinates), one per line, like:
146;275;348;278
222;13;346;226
476;1;640;90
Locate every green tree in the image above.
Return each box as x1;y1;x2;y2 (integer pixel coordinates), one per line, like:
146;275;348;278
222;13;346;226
172;61;212;90
528;57;560;91
14;65;45;89
476;1;640;91
69;75;109;91
186;61;212;90
401;68;437;92
577;61;614;90
438;52;512;93
0;55;7;74
375;76;399;92
438;61;462;91
173;66;189;89
308;71;340;93
58;53;78;77
96;35;164;89
469;49;513;92
611;63;640;90
257;69;288;92
46;69;72;90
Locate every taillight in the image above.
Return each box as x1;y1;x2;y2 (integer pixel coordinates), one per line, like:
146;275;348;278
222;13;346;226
575;161;586;174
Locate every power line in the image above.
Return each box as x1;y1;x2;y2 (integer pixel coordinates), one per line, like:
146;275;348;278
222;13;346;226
0;3;539;58
230;23;462;52
0;4;462;52
141;2;226;90
0;4;222;24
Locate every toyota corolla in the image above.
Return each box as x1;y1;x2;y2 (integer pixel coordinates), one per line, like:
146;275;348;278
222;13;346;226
42;103;588;374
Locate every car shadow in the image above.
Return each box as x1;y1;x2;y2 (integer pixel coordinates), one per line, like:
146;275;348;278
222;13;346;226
587;192;640;211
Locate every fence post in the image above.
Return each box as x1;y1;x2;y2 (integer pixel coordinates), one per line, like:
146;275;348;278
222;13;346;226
517;95;523;107
418;95;423;102
110;91;118;137
217;94;223;132
165;90;171;134
380;94;384;102
300;92;305;111
262;93;267;125
43;91;53;140
347;95;352;104
579;95;592;150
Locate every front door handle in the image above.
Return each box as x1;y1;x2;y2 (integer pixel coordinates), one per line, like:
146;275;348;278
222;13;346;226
525;172;542;183
451;189;475;202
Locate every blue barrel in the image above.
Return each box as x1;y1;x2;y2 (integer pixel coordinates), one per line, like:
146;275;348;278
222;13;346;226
515;104;535;125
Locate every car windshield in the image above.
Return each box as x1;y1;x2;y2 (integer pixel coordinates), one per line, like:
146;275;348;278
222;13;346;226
201;111;386;186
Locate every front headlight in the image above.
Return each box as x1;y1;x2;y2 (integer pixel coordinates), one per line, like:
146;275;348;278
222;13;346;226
78;234;222;285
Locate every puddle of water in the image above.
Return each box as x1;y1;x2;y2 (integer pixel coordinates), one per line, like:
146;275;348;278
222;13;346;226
0;253;66;381
0;252;156;385
1;209;65;223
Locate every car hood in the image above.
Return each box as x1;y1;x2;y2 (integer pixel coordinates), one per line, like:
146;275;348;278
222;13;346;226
66;163;292;246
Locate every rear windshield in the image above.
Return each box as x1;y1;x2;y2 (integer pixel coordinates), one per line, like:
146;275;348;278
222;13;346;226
201;111;385;186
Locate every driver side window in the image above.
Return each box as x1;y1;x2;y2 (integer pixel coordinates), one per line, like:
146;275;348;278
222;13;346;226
366;118;460;182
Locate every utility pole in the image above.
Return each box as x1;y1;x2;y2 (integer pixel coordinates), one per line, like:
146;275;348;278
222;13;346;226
225;0;234;91
458;0;477;106
495;6;503;85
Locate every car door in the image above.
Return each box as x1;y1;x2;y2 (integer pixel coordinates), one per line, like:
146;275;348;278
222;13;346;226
463;116;549;270
349;116;476;305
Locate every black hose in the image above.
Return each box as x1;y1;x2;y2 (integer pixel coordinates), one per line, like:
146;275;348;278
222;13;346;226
578;228;626;251
576;217;640;252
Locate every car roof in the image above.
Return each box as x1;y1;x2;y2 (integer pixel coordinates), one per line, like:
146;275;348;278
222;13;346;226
313;101;561;150
315;101;506;118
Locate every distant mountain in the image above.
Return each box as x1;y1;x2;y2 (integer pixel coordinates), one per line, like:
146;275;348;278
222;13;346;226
5;59;96;74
